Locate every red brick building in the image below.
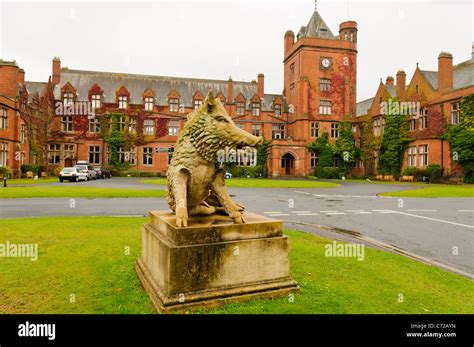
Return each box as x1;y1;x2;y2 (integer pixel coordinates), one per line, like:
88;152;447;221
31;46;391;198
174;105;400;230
0;7;358;177
0;60;29;178
355;50;474;177
279;12;357;176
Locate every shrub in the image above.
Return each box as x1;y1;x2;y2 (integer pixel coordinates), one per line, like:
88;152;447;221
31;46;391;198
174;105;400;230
21;164;40;174
403;167;417;176
425;164;443;183
106;166;121;177
0;166;11;178
316;167;340;179
229;166;264;178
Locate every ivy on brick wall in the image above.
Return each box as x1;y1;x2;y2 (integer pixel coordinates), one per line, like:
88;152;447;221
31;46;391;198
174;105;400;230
378;99;412;176
444;94;474;183
359;115;380;177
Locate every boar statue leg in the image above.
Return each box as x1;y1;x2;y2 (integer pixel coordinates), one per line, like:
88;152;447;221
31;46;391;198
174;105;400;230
210;168;245;224
172;168;190;227
206;193;245;213
189;200;216;216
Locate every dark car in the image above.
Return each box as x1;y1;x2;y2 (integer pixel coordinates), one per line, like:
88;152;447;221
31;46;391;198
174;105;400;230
93;167;112;179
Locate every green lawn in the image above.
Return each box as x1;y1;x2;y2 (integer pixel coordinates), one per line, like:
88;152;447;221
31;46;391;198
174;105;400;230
0;217;472;314
0;186;166;198
380;185;474;198
340;178;425;186
142;178;339;188
6;177;58;185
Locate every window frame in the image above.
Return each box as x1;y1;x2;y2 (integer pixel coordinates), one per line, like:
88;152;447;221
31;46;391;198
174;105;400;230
169;98;179;113
0;109;8;129
144;97;154;111
310;121;319;138
251;102;261;116
143;119;154;135
88;145;100;165
142;147;154;166
319;100;332;115
236;102;245;116
331;123;339;138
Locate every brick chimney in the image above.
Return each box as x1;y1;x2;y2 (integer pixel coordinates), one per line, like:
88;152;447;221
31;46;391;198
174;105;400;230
18;68;25;84
396;70;406;100
284;30;295;55
385;76;394;86
52;57;61;84
438;52;453;92
257;73;264;98
227;76;233;103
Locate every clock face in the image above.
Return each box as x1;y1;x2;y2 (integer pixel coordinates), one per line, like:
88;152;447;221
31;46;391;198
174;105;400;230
321;58;331;68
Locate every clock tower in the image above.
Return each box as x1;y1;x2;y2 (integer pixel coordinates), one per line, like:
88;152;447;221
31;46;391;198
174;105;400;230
283;5;357;144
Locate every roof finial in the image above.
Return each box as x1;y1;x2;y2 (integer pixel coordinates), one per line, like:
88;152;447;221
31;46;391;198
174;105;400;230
314;0;317;11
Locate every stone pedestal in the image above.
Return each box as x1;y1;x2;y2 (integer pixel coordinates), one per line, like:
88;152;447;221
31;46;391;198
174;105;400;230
135;211;299;313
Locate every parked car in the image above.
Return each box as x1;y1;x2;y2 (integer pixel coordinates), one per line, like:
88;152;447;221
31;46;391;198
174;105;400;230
75;163;97;180
59;167;88;182
93;167;112;179
224;172;233;179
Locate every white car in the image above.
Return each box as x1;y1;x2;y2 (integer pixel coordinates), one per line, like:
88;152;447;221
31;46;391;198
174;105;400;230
74;164;97;180
59;167;88;182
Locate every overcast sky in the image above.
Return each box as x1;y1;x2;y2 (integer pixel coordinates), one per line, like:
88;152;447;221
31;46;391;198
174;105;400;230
0;0;472;101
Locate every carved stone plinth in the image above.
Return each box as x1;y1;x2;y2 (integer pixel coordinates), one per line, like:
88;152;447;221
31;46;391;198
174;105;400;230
135;211;299;313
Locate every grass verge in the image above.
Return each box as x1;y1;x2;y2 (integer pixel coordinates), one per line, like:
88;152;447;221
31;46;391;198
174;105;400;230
0;217;472;314
379;185;474;198
0;186;166;198
6;178;58;185
141;178;339;188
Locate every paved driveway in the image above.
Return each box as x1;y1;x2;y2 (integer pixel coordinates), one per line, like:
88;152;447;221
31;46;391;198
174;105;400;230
1;179;472;276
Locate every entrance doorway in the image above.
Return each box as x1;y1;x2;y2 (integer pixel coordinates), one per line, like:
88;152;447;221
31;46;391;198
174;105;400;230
281;153;295;175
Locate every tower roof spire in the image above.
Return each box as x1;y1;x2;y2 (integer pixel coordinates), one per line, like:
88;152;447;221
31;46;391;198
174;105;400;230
314;0;317;12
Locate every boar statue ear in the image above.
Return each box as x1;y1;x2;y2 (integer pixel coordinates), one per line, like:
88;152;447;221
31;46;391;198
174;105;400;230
205;91;216;113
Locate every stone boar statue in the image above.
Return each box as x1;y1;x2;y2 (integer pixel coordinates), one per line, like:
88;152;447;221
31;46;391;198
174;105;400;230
167;91;263;227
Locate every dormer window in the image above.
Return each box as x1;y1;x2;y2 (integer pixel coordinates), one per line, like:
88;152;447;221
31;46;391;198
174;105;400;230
169;98;179;113
274;104;282;116
144;97;154;111
118;96;128;109
91;94;101;109
63;92;74;107
251;102;261;116
194;99;203;110
236;102;245;116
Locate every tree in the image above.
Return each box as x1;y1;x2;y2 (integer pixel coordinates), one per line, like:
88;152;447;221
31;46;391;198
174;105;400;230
334;121;360;174
256;137;270;177
307;131;334;176
445;94;474;182
378;99;412;176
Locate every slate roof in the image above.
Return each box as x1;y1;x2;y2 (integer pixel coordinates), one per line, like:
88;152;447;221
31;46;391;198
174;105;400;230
50;68;281;111
356;97;374;117
420;57;474;90
25;81;48;102
386;85;397;97
297;10;335;40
